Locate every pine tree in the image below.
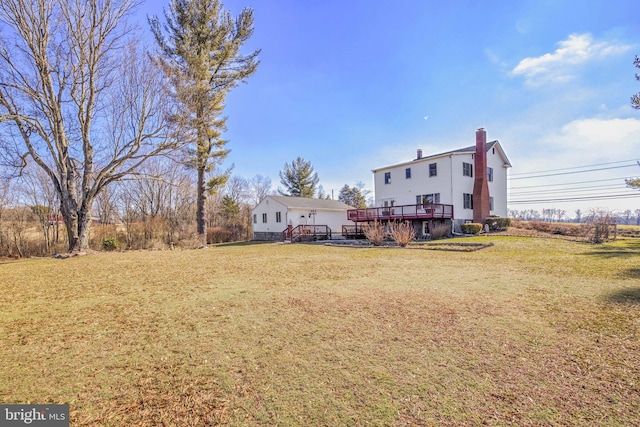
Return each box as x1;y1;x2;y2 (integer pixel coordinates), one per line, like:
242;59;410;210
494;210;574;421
150;0;260;244
279;157;319;198
632;55;640;110
338;185;367;208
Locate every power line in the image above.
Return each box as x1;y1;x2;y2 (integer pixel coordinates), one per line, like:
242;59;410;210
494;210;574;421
508;193;640;205
509;159;639;176
509;183;625;196
509;164;638;180
509;176;634;190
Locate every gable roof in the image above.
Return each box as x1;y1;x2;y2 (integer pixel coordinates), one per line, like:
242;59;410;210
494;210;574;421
372;140;512;172
266;195;352;211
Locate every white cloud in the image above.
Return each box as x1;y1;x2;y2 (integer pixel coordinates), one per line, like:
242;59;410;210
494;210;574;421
508;117;640;213
513;117;640;172
512;33;631;85
550;117;640;155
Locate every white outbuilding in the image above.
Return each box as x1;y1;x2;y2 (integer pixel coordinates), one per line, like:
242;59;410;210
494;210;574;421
252;195;352;241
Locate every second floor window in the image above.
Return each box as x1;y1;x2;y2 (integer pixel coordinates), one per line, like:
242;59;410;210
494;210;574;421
429;163;437;177
463;162;473;177
384;172;391;184
487;167;494;182
262;213;267;223
276;212;282;223
405;168;411;179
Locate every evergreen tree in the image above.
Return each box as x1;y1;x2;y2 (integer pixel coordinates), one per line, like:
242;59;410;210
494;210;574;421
278;157;319;198
338;185;367;208
632;55;640;110
150;0;260;244
220;194;240;221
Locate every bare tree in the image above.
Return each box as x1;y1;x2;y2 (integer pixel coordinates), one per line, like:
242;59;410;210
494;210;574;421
225;176;250;205
94;186;118;226
0;0;176;252
21;165;61;253
0;179;12;254
247;174;271;206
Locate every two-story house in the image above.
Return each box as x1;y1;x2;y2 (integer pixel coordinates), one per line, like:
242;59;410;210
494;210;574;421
366;128;511;234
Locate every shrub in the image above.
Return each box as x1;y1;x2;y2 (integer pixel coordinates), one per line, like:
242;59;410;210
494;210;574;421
429;222;451;240
485;217;511;231
363;220;386;246
461;223;482;235
206;227;233;244
102;237;120;251
389;220;415;247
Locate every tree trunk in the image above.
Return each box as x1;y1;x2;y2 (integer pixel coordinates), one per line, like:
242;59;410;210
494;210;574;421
196;165;207;245
61;200;91;252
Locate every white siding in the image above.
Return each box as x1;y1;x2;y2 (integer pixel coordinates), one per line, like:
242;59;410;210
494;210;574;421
251;196;351;236
487;146;509;217
252;197;288;234
373;142;510;222
288;208;350;233
450;154;475;222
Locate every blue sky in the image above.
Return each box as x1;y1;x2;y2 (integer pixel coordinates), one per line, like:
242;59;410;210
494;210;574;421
138;0;640;217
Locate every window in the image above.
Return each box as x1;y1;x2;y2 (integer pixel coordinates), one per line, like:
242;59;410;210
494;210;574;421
276;212;282;223
487;167;493;182
384;172;391;184
490;197;494;211
463;162;473;177
383;199;395;207
429;163;437;177
417;194;440;205
405;168;411;179
262;213;267;223
253;214;257;224
463;193;473;209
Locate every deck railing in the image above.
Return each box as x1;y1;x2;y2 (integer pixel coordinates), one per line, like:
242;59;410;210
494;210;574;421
347;203;454;222
282;225;332;242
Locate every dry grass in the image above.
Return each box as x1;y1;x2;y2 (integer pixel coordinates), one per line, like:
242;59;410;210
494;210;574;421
1;237;640;425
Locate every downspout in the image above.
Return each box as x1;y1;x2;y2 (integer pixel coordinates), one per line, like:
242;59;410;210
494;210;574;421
449;154;454;217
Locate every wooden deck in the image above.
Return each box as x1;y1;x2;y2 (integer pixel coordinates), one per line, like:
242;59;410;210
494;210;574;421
347;203;454;222
282;225;332;242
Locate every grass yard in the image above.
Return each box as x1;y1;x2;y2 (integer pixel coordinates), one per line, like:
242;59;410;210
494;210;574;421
1;236;639;426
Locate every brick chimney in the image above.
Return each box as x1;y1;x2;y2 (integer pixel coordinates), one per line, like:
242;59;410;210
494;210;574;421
417;149;423;159
472;128;490;224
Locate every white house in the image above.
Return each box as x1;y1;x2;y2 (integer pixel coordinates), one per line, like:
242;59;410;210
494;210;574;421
370;128;511;232
252;195;353;241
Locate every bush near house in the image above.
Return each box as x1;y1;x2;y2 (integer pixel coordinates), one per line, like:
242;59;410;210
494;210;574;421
485;217;511;231
461;223;483;234
389;220;416;247
363;220;386;246
429;222;451;240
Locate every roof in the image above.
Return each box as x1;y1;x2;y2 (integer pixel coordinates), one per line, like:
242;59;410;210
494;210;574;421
372;140;512;172
266;195;352;211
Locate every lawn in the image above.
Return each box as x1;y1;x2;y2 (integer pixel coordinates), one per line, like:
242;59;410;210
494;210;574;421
1;236;639;426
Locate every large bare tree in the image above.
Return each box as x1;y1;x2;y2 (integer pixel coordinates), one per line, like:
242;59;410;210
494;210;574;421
0;0;176;252
150;0;260;245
